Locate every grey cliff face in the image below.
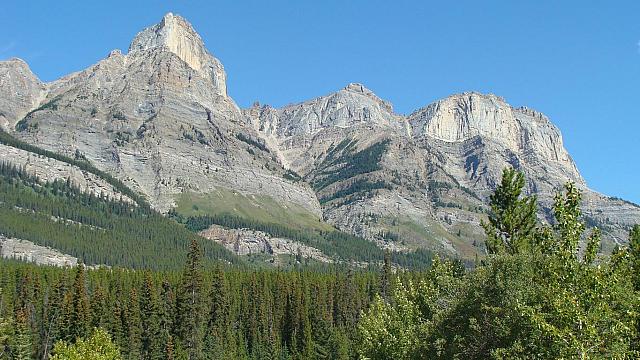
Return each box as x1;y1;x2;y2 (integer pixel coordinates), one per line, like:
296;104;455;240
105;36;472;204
129;12;228;97
0;58;46;130
3;13;320;217
0;13;638;259
250;83;402;138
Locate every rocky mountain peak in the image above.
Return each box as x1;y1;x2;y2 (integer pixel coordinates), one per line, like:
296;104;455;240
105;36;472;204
342;82;394;113
129;13;200;57
107;49;123;59
3;57;30;68
0;58;45;129
408;92;519;144
344;82;371;93
407;91;582;184
128;12;228;97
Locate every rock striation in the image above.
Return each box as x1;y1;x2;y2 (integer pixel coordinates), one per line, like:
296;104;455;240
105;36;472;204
2;13;320;218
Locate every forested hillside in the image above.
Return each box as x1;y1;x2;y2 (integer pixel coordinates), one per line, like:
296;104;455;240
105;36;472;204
0;244;400;359
0;160;238;269
181;214;436;269
0;169;638;359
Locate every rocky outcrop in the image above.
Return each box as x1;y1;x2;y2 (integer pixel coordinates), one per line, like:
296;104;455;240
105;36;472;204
249;83;403;138
129;12;227;97
0;235;78;267
250;85;639;255
199;225;332;263
4;13;321;216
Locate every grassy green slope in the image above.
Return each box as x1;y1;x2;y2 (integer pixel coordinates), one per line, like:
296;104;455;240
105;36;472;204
176;188;332;231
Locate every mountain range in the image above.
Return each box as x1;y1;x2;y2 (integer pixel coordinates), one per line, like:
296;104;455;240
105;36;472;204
1;13;638;264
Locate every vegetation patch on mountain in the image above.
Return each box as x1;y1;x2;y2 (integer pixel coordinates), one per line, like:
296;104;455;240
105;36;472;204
0;161;237;269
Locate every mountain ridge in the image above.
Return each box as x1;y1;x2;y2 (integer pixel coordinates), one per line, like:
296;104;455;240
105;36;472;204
0;13;637;260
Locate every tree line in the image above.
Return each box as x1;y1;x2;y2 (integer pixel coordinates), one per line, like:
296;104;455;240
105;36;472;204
0;128;150;209
0;240;421;359
0;160;238;269
1;165;638;359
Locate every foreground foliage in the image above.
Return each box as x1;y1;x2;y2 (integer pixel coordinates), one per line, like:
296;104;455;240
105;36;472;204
51;328;122;360
359;168;640;359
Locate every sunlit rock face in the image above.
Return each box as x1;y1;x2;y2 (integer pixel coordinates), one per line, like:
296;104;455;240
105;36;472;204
129;12;227;97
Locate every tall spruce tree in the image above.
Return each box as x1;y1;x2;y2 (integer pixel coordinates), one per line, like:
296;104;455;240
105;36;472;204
482;167;538;255
205;264;230;358
90;285;108;329
12;308;32;360
629;224;640;290
140;272;163;360
158;279;174;358
126;288;143;359
175;239;206;360
41;276;67;359
70;263;90;342
380;250;393;302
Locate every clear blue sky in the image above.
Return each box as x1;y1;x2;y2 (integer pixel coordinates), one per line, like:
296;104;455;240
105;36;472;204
1;1;639;203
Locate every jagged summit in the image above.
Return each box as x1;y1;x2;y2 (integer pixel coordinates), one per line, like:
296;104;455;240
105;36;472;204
3;57;30;67
0;58;45;130
341;82;394;113
129;13;200;55
344;82;372;93
128;12;228;96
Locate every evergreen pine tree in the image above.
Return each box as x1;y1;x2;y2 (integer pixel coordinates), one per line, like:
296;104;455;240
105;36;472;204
60;291;75;343
158;279;174;359
70;263;90;341
90;285;108;329
380;250;393;302
141;272;163;360
125;288;143;359
165;335;175;360
12;308;32;360
204;264;230;358
482;167;538;255
629;224;640;290
175;239;206;360
327;327;350;360
41;276;67;359
0;289;11;359
110;296;126;353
